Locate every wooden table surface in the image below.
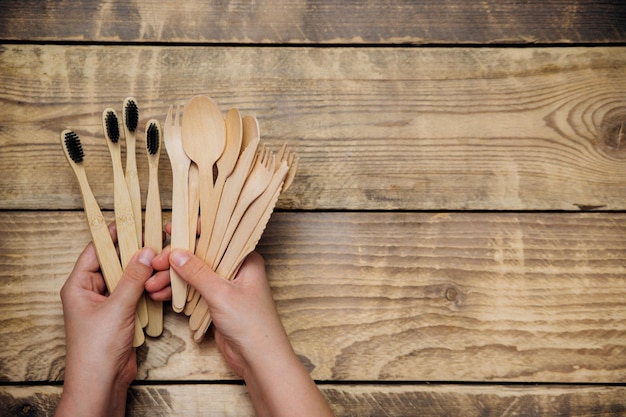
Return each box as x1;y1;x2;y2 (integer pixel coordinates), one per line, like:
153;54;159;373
1;1;626;415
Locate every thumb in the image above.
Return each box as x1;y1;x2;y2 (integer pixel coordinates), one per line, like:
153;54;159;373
169;249;229;305
110;247;155;308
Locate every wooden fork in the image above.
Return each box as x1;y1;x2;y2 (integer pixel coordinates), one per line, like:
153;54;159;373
163;104;192;313
276;144;299;192
214;146;275;267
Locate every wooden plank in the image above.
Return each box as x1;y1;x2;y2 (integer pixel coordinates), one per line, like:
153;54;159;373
2;383;626;417
0;1;624;44
1;45;626;211
1;211;625;383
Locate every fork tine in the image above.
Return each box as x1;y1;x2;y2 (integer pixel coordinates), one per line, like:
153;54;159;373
165;104;173;128
280;146;293;164
257;144;266;164
253;149;261;166
283;154;298;191
277;143;287;162
263;147;270;166
275;147;285;173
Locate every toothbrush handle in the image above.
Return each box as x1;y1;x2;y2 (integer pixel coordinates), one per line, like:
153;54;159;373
77;170;145;347
145;166;164;337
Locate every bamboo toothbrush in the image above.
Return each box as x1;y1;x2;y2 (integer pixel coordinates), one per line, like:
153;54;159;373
61;130;144;347
122;98;142;248
122;98;150;329
144;120;164;337
103;109;148;329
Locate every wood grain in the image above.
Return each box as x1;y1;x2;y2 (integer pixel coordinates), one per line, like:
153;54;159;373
0;0;624;44
2;383;626;417
3;1;625;413
1;45;625;211
1;211;625;383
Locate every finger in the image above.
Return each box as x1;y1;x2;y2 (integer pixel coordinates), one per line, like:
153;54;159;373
165;216;201;236
109;247;155;308
60;270;107;305
145;270;171;293
147;286;172;302
169;249;230;306
63;241;107;295
107;221;119;244
151;246;171;272
71;241;101;274
228;252;269;292
234;251;266;282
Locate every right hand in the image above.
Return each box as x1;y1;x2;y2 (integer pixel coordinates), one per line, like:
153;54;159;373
169;248;335;417
169;249;292;377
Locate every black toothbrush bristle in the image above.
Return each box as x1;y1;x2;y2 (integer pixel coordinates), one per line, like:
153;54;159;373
64;131;84;163
105;111;120;143
124;99;138;132
146;122;160;155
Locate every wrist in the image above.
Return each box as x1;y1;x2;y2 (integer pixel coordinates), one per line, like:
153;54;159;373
239;323;299;382
56;364;129;417
57;382;128;417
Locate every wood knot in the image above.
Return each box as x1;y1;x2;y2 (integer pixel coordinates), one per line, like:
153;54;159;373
599;109;626;157
445;287;459;302
444;285;464;310
13;403;37;417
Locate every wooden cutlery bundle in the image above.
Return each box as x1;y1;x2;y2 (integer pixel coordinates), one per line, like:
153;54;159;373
60;95;298;345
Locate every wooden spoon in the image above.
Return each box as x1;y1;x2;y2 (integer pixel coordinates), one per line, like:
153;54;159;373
241;115;260;154
185;108;243;314
205;115;260;267
204;108;242;260
181;96;226;263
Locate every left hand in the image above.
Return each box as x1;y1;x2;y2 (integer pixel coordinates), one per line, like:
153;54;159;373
56;224;161;417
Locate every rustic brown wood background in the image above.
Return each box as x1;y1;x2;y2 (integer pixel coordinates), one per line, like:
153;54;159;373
1;1;626;416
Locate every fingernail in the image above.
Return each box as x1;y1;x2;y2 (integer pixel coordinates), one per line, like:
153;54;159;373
171;250;190;267
138;248;154;267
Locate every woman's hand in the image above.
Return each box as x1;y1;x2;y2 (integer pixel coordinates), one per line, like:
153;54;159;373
55;225;162;417
169;249;334;417
169;250;288;375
